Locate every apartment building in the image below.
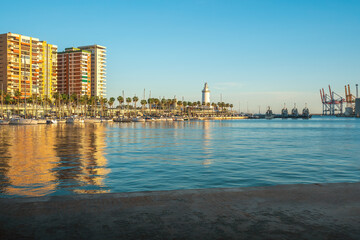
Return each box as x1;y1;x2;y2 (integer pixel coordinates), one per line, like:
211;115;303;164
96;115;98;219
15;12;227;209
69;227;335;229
57;47;91;96
0;32;57;98
78;45;106;98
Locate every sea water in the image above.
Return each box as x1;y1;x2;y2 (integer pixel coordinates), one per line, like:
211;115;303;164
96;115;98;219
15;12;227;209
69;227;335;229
0;116;359;198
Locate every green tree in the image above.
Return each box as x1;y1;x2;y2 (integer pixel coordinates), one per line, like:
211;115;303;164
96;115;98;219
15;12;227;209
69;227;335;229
126;97;132;117
14;90;21;115
61;94;69;116
177;101;183;114
148;98;154;115
53;92;60;117
70;93;77;115
133;96;139;113
100;97;108;117
140;99;147;114
109;97;115;117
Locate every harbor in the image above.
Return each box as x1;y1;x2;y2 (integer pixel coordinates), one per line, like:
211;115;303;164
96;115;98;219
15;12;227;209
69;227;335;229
1;1;360;239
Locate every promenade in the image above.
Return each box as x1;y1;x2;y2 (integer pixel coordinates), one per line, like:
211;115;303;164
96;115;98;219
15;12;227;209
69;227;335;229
1;182;359;239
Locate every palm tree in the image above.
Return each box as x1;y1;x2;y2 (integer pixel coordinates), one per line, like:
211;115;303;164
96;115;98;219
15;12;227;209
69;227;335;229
212;103;217;115
117;96;124;117
182;101;188;115
154;98;160;114
109;97;115;117
148;98;154;115
166;99;172;115
61;94;69;116
100;97;108;117
14;90;21;115
93;96;99;117
133;96;139;116
78;96;84;116
230;104;233;114
160;98;166;112
5;93;11;118
53;92;60;117
117;96;124;107
177;101;183;114
88;96;95;117
140;99;147;115
126;97;132;117
70;93;77;115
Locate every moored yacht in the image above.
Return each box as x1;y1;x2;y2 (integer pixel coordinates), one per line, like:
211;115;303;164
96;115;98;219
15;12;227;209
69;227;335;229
0;119;10;125
10;117;38;125
132;117;145;122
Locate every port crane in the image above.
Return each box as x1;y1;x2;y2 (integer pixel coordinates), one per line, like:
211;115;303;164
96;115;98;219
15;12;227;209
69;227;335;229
345;84;356;106
320;85;345;115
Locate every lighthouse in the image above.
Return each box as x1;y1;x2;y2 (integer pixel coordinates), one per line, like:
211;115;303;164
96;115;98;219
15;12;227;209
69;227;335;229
202;82;210;104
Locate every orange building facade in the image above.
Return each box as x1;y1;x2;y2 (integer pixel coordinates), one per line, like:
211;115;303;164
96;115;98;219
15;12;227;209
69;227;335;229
0;32;57;99
57;47;91;96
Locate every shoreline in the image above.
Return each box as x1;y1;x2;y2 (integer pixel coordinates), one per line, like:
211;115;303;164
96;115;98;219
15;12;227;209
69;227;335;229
1;182;359;239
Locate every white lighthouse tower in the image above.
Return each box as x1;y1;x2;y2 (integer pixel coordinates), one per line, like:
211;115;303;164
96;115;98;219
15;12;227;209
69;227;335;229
202;82;210;104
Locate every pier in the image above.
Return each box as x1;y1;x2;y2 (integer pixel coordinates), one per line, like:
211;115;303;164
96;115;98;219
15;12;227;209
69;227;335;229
1;182;359;239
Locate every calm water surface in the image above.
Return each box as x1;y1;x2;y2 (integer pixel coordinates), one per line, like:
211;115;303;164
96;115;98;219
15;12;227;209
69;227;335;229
0;117;359;198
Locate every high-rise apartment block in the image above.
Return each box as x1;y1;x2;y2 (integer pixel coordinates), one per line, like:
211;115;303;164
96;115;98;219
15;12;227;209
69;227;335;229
0;32;107;99
0;32;57;98
78;45;106;98
57;47;92;96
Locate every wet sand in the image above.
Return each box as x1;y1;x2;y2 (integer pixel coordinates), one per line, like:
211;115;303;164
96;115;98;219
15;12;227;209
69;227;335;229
1;182;360;239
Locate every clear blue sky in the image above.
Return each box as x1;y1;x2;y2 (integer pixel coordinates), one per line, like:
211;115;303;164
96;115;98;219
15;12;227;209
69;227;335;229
1;0;360;113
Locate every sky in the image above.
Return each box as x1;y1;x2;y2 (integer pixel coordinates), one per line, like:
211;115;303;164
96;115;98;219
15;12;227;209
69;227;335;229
1;0;360;113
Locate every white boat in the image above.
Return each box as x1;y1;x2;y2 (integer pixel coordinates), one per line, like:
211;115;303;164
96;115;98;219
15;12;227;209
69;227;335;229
132;117;145;122
66;116;85;123
37;119;47;124
174;117;184;121
144;117;154;122
165;117;174;121
46;119;58;124
9;118;38;125
113;117;131;122
0;119;10;125
84;118;102;123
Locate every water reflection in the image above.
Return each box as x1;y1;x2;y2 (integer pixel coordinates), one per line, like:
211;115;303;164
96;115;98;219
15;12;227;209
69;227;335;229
1;118;360;198
0;127;11;194
201;121;213;166
0;124;110;197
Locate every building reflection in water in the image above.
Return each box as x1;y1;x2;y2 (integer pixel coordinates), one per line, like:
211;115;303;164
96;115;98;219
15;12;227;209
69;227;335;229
0;124;110;197
0;127;12;194
201;121;213;166
5;125;58;197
